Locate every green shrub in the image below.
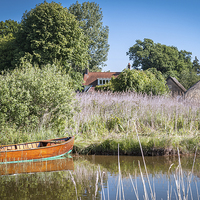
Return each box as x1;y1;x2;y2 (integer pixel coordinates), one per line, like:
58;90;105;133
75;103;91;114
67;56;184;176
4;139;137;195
95;69;169;95
106;116;124;132
0;64;76;131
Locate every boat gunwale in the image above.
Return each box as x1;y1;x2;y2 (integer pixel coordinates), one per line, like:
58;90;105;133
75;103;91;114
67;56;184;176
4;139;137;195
0;136;74;153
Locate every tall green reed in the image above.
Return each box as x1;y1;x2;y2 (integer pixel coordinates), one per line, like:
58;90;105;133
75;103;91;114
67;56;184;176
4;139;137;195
73;92;200;154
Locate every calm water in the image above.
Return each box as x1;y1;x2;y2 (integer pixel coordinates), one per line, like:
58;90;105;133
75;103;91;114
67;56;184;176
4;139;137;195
0;155;200;200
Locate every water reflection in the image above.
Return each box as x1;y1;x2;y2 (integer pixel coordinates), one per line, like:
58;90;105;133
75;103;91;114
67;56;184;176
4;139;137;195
0;155;200;200
75;155;200;200
0;157;74;175
82;155;200;176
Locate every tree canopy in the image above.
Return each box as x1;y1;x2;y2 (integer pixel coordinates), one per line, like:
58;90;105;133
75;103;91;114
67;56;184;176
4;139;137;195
126;38;193;75
126;38;200;89
14;1;90;71
69;1;109;71
0;19;19;38
193;56;200;73
0;33;16;70
0;20;20;70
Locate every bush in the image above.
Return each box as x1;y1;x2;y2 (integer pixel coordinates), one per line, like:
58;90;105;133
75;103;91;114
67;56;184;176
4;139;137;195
0;63;76;131
95;69;169;95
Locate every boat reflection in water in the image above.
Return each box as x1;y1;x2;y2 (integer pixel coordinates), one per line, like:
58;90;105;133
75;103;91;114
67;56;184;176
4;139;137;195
0;157;74;176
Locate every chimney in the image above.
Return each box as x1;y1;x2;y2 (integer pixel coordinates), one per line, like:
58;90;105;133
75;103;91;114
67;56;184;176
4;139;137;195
85;68;89;74
128;63;131;69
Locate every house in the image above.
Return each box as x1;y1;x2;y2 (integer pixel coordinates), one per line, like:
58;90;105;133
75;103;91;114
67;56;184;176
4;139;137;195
83;68;121;92
166;76;186;96
184;80;200;101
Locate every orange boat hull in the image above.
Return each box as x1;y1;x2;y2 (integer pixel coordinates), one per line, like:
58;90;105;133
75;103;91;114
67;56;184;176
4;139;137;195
0;136;74;163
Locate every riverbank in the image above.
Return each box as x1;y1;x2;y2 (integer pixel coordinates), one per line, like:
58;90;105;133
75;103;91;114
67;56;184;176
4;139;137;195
1;92;200;155
73;134;199;156
73;92;200;156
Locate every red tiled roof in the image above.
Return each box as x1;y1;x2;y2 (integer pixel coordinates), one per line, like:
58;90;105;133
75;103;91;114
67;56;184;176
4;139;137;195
83;72;121;86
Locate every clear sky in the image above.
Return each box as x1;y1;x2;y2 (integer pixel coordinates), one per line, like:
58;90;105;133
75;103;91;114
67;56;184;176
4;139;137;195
1;0;199;72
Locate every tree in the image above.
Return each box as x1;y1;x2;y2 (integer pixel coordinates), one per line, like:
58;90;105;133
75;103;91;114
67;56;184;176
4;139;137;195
0;20;20;70
0;33;16;70
69;1;109;71
193;56;200;73
126;38;193;77
0;19;19;38
179;69;200;89
14;1;90;71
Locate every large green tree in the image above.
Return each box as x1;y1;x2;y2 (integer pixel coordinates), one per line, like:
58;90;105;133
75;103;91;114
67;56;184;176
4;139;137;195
126;38;193;76
126;38;200;89
69;1;109;71
14;1;90;71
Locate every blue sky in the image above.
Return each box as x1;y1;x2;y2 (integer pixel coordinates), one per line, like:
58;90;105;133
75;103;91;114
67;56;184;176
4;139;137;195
1;0;199;72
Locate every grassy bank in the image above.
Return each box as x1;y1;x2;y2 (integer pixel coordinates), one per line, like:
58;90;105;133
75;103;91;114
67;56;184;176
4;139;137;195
73;92;200;155
1;92;200;155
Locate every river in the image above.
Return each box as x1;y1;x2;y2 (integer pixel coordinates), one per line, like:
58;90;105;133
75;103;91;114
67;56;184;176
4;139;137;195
0;155;200;199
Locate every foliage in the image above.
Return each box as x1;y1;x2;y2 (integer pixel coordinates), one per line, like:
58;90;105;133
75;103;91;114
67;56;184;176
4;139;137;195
0;63;76;131
126;38;193;76
0;19;20;70
95;79;114;91
0;33;16;70
96;68;169;95
69;1;109;71
0;19;19;38
126;38;200;89
179;68;200;89
13;1;90;71
106;116;124;132
193;56;200;73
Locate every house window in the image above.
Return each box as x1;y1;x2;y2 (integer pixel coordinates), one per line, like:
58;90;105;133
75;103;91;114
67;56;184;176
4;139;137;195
98;78;111;85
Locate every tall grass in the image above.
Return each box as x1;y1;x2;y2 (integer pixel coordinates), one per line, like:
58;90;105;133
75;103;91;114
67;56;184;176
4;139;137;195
73;92;200;154
1;91;200;154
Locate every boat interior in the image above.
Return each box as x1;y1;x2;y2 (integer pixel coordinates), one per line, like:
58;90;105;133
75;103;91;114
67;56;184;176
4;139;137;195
0;138;69;151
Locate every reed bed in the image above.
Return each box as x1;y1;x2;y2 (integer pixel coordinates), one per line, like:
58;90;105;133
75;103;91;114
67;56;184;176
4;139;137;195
1;91;200;154
73;92;200;154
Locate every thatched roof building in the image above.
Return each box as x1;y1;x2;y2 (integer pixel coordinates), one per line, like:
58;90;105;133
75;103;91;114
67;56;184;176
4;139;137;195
166;76;186;96
184;80;200;100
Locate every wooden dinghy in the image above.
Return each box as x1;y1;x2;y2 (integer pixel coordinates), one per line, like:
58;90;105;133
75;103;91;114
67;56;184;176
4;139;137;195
0;136;74;163
0;157;74;175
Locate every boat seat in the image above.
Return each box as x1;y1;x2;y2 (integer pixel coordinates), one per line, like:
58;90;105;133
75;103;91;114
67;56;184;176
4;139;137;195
15;143;40;150
32;143;39;148
27;144;32;149
7;146;16;150
18;145;24;150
